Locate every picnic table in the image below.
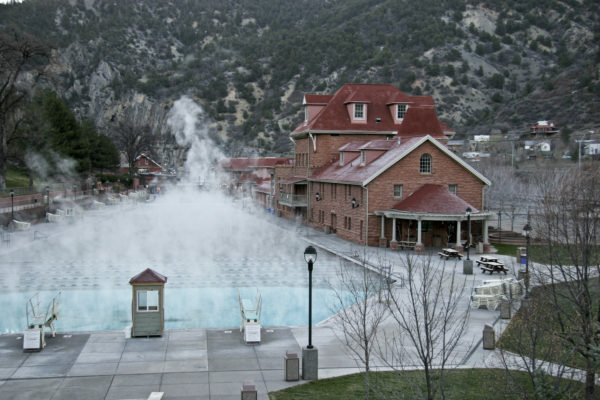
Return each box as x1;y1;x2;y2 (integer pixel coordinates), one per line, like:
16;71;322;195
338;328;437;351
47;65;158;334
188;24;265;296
476;256;508;274
397;240;416;250
438;248;463;260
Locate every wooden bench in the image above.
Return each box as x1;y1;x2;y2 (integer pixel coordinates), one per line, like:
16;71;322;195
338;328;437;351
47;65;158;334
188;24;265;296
397;241;416;250
478;260;508;274
438;248;463;260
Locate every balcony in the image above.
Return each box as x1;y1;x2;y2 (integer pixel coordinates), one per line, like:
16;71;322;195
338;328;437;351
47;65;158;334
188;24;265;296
278;193;307;208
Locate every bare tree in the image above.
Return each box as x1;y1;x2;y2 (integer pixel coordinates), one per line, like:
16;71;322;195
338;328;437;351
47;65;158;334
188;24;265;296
329;247;389;399
531;168;600;400
379;254;470;400
496;291;580;400
0;26;51;189
113;119;157;178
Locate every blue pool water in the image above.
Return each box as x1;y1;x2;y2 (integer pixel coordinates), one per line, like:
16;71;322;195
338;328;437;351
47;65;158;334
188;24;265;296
0;286;343;333
0;192;363;334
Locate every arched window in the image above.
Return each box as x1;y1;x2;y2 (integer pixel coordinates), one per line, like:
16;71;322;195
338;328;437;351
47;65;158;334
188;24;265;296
420;154;432;173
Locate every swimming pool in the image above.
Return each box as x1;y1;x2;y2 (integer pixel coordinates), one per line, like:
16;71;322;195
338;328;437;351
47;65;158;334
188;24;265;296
0;191;360;334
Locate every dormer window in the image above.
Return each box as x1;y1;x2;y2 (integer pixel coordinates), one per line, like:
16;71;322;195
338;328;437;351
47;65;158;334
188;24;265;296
304;106;309;122
354;103;365;120
397;104;407;120
361;150;366;165
340;151;345;166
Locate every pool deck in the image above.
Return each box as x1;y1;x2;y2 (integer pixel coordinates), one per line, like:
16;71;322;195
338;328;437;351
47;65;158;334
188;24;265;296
0;217;516;399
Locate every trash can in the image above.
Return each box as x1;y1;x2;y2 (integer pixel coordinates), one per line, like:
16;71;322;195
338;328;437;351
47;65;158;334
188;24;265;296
483;324;495;350
241;380;257;400
517;247;527;265
284;351;300;381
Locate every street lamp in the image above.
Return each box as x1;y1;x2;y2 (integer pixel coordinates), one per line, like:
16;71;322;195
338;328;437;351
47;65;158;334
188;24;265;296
465;207;472;260
523;223;531;297
10;189;14;221
304;245;317;349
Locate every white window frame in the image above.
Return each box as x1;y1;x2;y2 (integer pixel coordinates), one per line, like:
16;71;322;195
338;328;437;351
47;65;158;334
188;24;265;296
393;184;403;198
340;151;344;165
137;289;159;312
354;103;365;120
304;106;309;122
397;104;407;120
361;150;366;165
448;184;457;195
420;154;432;174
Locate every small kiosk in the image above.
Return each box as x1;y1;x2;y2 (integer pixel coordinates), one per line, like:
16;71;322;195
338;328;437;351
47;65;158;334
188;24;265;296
129;268;167;337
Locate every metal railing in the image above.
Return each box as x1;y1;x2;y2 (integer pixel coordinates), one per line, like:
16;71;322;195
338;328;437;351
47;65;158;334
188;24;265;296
278;193;307;207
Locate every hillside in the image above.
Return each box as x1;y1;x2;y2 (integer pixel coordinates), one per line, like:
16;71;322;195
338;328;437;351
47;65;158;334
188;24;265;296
1;0;599;167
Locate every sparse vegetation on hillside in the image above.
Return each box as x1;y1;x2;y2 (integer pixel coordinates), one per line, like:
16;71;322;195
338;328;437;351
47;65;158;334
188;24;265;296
0;0;598;159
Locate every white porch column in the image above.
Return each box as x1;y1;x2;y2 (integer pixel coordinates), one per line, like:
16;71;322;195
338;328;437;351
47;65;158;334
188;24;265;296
417;219;422;244
483;219;489;243
392;218;397;242
380;216;385;238
456;220;462;247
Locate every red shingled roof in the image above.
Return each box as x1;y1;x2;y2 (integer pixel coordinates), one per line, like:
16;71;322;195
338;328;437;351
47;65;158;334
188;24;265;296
220;158;292;171
392;184;478;214
397;107;444;137
304;94;332;105
129;268;167;284
291;84;448;138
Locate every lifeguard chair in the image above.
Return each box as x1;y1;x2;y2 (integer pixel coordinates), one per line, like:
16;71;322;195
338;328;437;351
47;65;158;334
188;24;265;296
129;268;167;337
238;289;262;344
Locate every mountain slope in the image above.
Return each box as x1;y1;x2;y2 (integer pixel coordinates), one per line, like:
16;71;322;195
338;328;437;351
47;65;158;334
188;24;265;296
1;0;598;166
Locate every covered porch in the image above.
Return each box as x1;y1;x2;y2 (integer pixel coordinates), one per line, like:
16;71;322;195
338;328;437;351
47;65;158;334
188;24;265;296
374;210;492;253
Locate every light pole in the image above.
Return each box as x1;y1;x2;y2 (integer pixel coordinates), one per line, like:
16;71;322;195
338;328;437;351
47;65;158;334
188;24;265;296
10;189;14;221
304;245;317;348
302;245;318;380
465;207;472;260
523;223;531;297
45;187;50;212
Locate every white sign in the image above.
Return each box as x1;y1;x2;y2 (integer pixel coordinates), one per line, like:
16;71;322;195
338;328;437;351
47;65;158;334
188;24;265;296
23;329;41;350
245;324;261;343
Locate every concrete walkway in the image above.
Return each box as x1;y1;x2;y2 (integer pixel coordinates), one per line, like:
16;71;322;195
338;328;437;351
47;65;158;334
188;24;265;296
0;217;516;400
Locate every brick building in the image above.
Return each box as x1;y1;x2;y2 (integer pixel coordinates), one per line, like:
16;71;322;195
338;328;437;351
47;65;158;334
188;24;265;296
223;84;492;251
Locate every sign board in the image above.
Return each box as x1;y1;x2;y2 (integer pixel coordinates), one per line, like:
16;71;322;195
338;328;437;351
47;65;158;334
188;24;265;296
244;324;261;343
23;328;42;350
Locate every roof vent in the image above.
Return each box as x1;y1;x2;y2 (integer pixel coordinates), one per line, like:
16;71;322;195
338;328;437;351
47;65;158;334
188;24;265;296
375;117;382;123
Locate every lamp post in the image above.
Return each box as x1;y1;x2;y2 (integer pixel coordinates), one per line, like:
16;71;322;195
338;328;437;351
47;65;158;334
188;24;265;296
10;189;14;221
302;245;318;380
465;207;472;260
463;207;473;275
523;223;531;297
304;245;317;348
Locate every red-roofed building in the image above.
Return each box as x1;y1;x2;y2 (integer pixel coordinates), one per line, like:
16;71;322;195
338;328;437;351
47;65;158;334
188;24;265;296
274;84;490;251
218;84;491;251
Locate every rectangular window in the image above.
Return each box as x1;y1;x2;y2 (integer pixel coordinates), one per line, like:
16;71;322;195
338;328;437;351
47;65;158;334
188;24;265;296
304;106;309;122
354;103;365;120
348;217;352;230
448;184;457;195
340;152;344;165
393;184;403;198
137;290;159;312
361;150;366;165
397;104;407;120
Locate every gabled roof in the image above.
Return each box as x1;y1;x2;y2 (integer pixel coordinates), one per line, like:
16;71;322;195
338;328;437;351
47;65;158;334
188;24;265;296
291;84;449;138
310;135;491;186
135;153;162;168
392;184;478;214
129;268;167;284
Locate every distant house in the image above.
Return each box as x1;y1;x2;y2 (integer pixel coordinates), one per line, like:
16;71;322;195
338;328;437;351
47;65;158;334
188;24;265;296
530;120;558;135
119;152;163;174
584;142;600;156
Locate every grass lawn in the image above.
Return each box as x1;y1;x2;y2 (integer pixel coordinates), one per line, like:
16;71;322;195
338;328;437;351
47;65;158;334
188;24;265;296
492;243;599;266
269;369;589;399
498;278;600;370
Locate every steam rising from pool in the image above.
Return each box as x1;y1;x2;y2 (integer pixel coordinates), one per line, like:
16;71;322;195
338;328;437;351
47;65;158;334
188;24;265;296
0;96;350;333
